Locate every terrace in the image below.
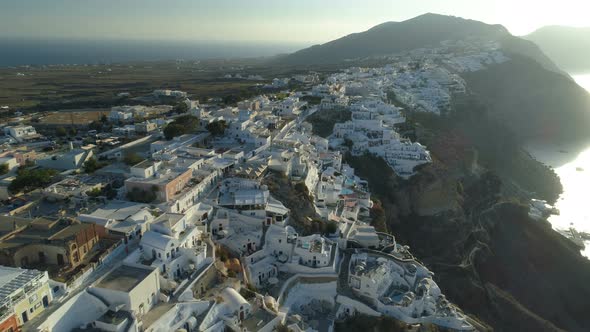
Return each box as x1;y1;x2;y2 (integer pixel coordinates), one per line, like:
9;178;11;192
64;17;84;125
95;264;155;292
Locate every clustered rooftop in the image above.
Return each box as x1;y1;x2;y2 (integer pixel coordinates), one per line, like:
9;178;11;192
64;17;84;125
0;38;511;332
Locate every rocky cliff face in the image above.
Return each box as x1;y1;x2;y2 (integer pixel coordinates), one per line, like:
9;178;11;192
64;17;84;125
461;57;590;142
347;146;590;331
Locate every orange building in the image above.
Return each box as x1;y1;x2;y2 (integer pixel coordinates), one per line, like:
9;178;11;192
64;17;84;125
0;218;100;271
125;168;193;203
0;314;19;332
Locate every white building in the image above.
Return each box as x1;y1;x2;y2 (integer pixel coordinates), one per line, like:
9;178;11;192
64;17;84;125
90;263;160;319
348;252;473;330
36;148;94;171
78;201;156;241
3;125;39;143
139;212;207;279
0;266;52;327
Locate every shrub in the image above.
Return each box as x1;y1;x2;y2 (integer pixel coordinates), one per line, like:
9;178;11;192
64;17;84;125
83;158;107;173
164;115;200;140
9;168;58;193
123;152;144;166
206;120;227;136
0;164;9;176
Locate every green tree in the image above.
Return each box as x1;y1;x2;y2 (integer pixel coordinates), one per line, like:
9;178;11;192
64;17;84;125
164;123;186;140
0;164;9;176
222;95;240;105
163;115;200;140
206;120;227;136
88;121;103;132
174;101;189;114
83;158;106;173
294;182;309;196
343;138;354;149
123;152;144;166
55;127;67;137
103;183;118;200
325;221;338;235
9;168;58;193
86;187;102;198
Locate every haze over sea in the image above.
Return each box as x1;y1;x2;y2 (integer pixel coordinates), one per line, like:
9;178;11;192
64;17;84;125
0;39;307;67
529;73;590;256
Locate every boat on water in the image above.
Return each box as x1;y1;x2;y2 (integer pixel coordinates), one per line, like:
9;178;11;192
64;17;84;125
557;226;586;250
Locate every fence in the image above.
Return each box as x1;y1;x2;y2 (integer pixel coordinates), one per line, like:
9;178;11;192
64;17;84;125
64;238;126;291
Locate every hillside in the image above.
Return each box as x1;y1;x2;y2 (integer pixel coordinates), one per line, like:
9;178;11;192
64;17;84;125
525;26;590;72
278;13;590;142
277;13;561;73
277;13;509;65
462;55;590;142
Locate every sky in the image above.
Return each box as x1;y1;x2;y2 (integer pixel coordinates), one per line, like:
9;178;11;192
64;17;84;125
2;0;590;44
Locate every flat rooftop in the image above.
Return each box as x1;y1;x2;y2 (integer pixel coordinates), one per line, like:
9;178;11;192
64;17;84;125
88;201;149;221
95;264;155;292
126;169;188;185
242;307;276;331
0;266;45;302
132;159;157;169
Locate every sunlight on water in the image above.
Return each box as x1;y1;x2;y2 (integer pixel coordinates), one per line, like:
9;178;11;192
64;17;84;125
529;74;590;256
574;73;590;92
548;145;590;256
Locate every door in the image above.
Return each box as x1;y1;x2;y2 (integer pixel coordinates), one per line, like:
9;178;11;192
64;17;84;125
21;311;28;323
42;295;49;307
57;254;64;266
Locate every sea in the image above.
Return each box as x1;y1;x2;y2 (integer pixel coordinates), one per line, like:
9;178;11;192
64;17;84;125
528;73;590;256
0;39;308;67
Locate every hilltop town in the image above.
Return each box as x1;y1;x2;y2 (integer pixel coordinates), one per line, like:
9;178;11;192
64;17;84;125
0;39;548;332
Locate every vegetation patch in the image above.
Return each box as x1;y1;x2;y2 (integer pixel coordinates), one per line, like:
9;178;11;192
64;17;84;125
9;168;59;193
306;108;351;138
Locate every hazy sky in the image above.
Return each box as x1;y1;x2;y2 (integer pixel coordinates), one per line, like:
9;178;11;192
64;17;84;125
2;0;590;43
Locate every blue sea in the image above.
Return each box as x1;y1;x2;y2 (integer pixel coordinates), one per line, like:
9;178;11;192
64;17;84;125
0;39;307;67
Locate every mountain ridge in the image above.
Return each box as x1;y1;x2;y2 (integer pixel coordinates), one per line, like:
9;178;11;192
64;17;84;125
524;25;590;72
276;13;509;65
277;13;590;142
